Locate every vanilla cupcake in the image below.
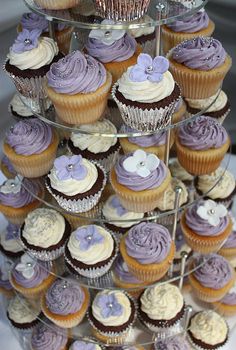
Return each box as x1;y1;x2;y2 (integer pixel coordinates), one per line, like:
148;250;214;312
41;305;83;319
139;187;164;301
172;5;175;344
46;155;106;213
0;222;23;259
65;224;118;278
20;208;71;261
219;216;236;258
214;284;236;316
68;119;120;172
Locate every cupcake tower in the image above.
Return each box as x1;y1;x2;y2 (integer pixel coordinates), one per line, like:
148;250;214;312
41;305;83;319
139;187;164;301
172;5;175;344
1;1;236;350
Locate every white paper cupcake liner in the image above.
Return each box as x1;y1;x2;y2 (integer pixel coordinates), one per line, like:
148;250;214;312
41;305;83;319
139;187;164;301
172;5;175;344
19;239;65;262
45;162;107;213
112;83;178;132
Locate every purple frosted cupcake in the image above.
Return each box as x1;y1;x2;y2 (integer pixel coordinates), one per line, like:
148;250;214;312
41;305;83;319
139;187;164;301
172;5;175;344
0;260;13;297
69;340;104;350
41;278;90;328
163;9;215;54
0;176;43;225
31;323;68;350
153;334;190;350
189;253;236;302
214;283;236;316
219;215;236;258
0;222;23;259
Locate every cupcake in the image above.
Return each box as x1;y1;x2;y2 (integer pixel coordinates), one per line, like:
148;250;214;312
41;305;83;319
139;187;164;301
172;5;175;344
34;0;80;10
167;37;232;99
0;222;23;259
112;255;148;298
110;150;171;212
169;158;194;187
20;208;71;261
120;222;175;282
46;50;112;125
214;283;236;316
162;9;215;54
0;155;16;179
7;295;41;330
128;15;155;55
119;125;175;161
9;93;34;120
69;340;104;350
41;277;90;328
188;253;236;302
46;155;106;213
138;283;185;335
176;115;230;175
4;29;62;99
219;216;236;258
68;119;120;173
0;259;14;297
187;310;228;350
65;224;118;278
94;0;151;21
181;199;232;254
186;90;231;124
112;53;181;132
102;195;145;237
10;253;55;299
172;98;187;124
196;167;236;208
88;289;136;344
31;323;68;350
0;176;43;225
153;335;190;350
3;119;59;178
86;21;141;84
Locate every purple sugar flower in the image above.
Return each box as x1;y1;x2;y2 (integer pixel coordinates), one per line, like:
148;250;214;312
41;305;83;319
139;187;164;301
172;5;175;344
75;225;104;251
54;155;87;181
111;196;128;216
97;292;123;318
11;29;42;54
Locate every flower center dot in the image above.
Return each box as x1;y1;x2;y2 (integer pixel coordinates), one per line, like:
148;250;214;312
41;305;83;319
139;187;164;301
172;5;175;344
67;164;74;171
146;66;153;73
208;209;215;215
104;31;111;37
24;38;32;44
108;303;113;308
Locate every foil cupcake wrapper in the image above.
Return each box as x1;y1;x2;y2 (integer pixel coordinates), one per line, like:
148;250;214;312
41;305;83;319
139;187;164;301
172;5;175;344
94;0;150;21
20;239;65;262
46;162;107;213
112;83;179;132
97;148;121;174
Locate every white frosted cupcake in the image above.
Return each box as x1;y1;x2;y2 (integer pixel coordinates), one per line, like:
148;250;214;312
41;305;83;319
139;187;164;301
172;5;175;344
68;119;120;173
20;208;71;261
0;223;23;259
65;224;118;278
169;158;194;186
9;93;34;119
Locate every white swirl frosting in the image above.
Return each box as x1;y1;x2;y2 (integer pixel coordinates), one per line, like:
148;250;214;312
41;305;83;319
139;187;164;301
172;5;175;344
198;167;235;199
22;208;65;248
189;311;228;345
8;296;41;324
186;90;228;112
92;290;132;326
8;37;59;70
0;232;22;253
140;283;184;320
118;67;175;103
70;120;117;154
155;178;188;211
102;195;144;228
128;15;155;38
48;158;98;196
169;158;194;182
67;225;114;265
9;94;33;117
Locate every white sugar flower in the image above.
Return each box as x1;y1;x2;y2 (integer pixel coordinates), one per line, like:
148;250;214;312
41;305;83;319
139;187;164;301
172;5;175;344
0;175;23;195
197;199;227;227
89;19;126;45
15;254;36;279
123;149;160;178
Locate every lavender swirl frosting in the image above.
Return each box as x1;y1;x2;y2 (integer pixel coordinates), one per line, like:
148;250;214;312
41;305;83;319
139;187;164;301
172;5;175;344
6;119;53;156
12;261;50;288
185;201;229;236
31;324;67;350
222;231;236;249
193;254;233;289
21;13;48;32
47;50;106;95
122;125;167;147
114;255;142;283
154;335;190;350
178;115;228;150
172;37;227;70
86;34;137;63
45;278;85;315
167;10;209;33
1;156;16;175
115;153;167;191
0;179;39;208
220;287;236;305
125;222;172;264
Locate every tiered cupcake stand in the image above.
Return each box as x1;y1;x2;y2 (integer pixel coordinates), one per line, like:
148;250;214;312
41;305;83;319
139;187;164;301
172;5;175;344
1;0;236;349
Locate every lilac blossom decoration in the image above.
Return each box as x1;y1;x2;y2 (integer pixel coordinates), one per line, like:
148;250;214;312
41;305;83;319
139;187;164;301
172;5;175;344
111;196;128;216
11;29;42;54
54;155;87;181
129;53;169;83
96;292;123;318
75;225;104;251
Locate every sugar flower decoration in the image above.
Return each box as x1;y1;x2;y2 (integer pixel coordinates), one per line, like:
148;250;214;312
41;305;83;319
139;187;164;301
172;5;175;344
0;260;13;281
0;175;23;195
6;223;20;241
197;200;227;227
75;225;104;251
11;29;41;54
89;19;126;45
123;149;160;178
110;196;128;216
129;53;169;83
15;254;36;279
71;341;97;350
96;292;123;318
54;155;87;181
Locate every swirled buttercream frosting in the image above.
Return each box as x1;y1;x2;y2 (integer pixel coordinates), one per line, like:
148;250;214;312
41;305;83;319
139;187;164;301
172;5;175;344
154;335;190;350
9;94;33;117
222;230;236;249
31;324;68;350
8;295;41;324
122;125;167;147
114;255;142;284
21;12;49;32
167;10;209;33
186;90;228;112
47;50;106;95
178;115;228;150
125;222;172;264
